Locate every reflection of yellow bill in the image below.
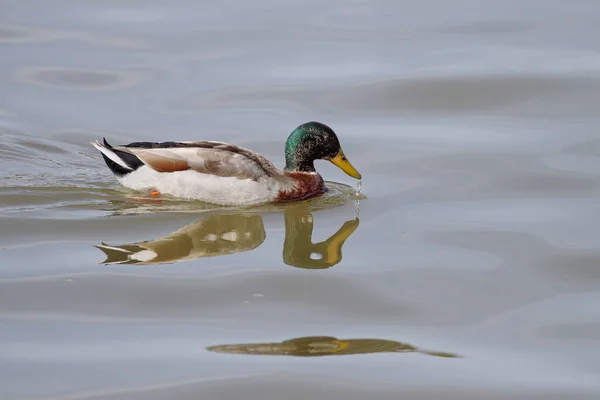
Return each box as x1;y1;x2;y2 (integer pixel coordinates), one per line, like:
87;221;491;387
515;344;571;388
329;150;362;179
331;339;350;352
325;219;359;265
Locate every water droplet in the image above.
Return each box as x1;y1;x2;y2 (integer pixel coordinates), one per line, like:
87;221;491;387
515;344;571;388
354;180;362;215
252;292;264;298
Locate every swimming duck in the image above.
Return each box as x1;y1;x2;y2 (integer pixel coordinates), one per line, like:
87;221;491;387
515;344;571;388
92;121;361;205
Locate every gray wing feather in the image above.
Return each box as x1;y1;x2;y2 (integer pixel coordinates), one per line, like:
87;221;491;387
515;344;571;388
116;142;281;181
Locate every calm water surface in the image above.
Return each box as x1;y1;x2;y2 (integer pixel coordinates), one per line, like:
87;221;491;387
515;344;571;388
2;0;600;399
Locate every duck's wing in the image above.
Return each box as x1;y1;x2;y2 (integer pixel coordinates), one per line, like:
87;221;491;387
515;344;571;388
111;140;281;181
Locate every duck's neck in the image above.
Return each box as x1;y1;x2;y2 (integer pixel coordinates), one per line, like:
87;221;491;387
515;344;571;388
277;171;324;201
284;158;316;173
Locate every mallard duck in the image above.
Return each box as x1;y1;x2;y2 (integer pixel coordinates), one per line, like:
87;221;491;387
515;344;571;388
92;121;361;205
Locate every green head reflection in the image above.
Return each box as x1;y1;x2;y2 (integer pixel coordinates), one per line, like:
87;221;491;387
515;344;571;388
283;206;359;269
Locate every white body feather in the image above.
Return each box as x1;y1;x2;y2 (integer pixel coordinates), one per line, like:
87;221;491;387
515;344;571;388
118;165;280;205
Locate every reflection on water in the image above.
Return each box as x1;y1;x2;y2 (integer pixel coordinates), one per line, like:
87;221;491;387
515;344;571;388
207;336;459;358
96;214;266;265
96;206;359;268
283;211;358;269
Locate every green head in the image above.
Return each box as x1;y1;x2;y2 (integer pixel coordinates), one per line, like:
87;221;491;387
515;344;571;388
284;121;362;179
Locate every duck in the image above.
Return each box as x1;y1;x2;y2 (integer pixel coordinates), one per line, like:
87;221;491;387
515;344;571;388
92;121;361;206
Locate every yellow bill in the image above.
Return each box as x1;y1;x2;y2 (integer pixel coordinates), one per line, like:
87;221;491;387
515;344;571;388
329;150;362;179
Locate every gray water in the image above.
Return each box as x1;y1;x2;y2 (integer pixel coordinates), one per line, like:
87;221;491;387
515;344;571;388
2;1;600;399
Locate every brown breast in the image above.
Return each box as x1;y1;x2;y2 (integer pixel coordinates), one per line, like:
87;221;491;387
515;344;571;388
276;172;325;202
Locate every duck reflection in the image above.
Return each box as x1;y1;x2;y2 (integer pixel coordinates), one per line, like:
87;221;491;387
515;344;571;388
283;212;358;269
207;336;459;358
95;214;265;265
95;208;359;268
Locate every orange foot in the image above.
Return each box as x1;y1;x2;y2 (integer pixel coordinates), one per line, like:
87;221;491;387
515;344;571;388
151;190;160;197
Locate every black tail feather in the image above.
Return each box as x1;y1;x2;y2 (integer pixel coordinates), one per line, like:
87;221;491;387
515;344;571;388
97;137;144;177
101;153;132;177
112;148;144;170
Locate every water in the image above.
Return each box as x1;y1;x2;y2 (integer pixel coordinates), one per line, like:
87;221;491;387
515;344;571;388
2;0;600;399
